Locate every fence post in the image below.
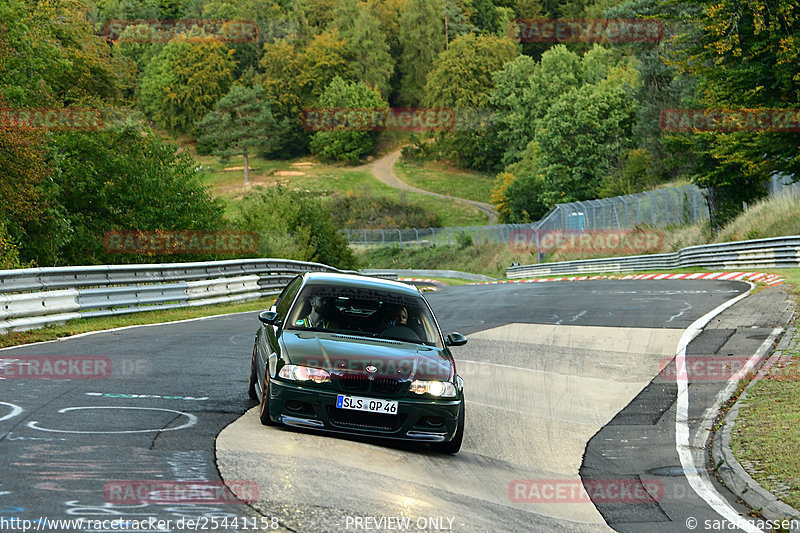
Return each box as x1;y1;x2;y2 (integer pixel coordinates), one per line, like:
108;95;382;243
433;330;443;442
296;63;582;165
636;196;640;224
397;229;402;245
381;229;385;246
645;191;656;226
536;231;542;263
430;227;435;246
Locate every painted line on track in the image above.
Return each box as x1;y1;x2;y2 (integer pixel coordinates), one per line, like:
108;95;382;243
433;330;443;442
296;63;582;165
673;282;774;532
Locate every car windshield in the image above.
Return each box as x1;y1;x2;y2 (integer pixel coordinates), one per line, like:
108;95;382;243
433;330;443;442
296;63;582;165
286;284;443;348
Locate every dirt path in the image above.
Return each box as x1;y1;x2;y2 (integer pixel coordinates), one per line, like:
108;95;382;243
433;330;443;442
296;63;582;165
368;148;499;225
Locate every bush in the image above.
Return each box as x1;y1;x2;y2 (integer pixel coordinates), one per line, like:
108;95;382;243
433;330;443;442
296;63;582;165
455;231;473;249
0;221;22;269
233;187;358;270
21;124;225;266
327;191;442;229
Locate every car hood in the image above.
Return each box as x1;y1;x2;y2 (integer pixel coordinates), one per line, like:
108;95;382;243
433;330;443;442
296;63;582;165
280;331;453;381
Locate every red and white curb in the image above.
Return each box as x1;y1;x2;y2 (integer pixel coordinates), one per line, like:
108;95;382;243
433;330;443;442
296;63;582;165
467;272;784;287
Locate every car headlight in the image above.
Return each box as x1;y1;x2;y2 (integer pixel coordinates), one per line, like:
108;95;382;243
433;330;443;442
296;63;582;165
279;365;330;383
410;380;456;397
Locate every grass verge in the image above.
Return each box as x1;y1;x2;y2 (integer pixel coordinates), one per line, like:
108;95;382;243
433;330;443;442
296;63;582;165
395;159;495;204
197;153;487;227
0;298;273;349
730;325;800;511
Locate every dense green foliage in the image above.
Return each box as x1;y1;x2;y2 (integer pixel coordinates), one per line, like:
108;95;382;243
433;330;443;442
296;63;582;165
140;37;236;135
232;187;358;269
308;77;389;162
2;0;798;271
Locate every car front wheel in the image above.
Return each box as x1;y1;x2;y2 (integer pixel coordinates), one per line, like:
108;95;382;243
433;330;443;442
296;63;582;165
247;343;259;401
258;372;276;426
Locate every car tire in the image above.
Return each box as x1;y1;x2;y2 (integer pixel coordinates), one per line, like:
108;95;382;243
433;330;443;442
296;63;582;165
431;399;464;454
258;372;276;426
247;343;259;401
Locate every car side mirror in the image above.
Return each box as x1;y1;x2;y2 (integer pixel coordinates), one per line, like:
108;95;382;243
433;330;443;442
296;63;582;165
258;311;280;326
445;332;467;347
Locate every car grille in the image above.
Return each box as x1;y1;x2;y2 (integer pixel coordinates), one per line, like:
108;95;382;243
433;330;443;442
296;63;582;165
335;373;369;392
333;374;405;396
326;407;406;432
372;377;402;395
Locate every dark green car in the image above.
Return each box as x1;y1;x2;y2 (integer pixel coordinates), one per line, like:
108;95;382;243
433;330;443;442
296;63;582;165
247;272;467;453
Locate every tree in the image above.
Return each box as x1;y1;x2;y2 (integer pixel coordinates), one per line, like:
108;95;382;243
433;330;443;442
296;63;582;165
309;77;389;163
669;0;800;228
425;33;517;107
398;0;446;105
490;45;583;167
257;39;303;118
424;33;517;172
535;81;637;204
295;30;353;104
20;124;225;266
140;37;236;135
0;0;128;107
332;0;395;98
444;0;478;49
197;85;277;183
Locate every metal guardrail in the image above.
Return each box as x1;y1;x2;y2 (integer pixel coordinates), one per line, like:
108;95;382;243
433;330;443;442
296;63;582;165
507;235;800;278
0;259;397;334
361;269;496;282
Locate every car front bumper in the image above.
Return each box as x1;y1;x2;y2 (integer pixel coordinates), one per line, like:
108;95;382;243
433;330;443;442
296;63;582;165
268;379;462;443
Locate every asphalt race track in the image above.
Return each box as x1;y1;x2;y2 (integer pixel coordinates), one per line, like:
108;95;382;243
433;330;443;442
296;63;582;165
0;279;790;532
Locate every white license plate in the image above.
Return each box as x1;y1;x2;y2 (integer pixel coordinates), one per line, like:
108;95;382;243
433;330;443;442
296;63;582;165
336;394;398;415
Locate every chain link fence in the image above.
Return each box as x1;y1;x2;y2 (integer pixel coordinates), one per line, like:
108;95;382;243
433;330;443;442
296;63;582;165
345;176;798;247
345;184;707;247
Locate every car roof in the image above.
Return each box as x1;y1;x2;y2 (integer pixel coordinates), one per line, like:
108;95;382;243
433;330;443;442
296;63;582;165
302;272;422;296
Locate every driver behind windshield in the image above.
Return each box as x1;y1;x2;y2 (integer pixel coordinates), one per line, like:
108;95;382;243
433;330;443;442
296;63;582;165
295;296;338;329
384;306;408;328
